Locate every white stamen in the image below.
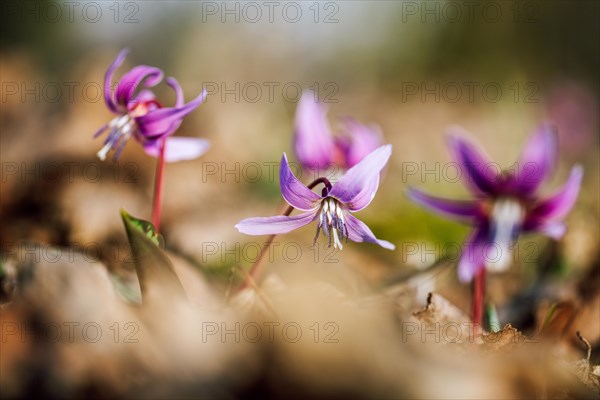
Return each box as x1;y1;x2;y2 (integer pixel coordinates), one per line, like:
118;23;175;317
117;114;130;128
488;198;525;272
336;204;345;222
315;197;348;249
121;122;132;134
96;114;135;160
97;142;111;161
332;227;343;249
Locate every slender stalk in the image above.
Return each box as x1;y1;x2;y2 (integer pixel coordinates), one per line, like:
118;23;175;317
237;177;331;291
237;204;293;292
151;138;167;231
472;266;486;336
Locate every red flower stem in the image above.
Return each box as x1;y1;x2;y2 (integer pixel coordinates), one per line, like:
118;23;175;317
237;204;293;292
237;177;330;292
151;139;167;232
472;266;486;336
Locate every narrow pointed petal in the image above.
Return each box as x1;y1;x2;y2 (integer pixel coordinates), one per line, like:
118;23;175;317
338;118;383;168
135;89;207;138
446;127;498;195
457;227;487;283
512;123;558;192
329;144;392;211
293;90;335;170
143;137;211;162
526;165;583;224
279;153;321;210
236;211;316;235
115;65;164;106
104;48;129;113
344;213;395;250
407;187;482;223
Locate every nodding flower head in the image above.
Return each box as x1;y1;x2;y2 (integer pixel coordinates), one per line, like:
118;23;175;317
236;145;395;250
293;90;383;172
95;49;210;162
408;123;583;282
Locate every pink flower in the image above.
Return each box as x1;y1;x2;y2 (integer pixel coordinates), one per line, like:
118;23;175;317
95;49;209;162
408;124;583;282
236;145;395;250
294;90;382;171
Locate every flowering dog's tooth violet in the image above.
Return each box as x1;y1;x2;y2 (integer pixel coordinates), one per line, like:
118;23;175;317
236;145;395;250
293;90;382;171
95;49;209;162
408;123;583;282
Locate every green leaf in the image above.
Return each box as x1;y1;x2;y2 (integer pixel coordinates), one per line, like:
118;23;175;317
124;212;165;248
120;209;186;304
109;273;142;305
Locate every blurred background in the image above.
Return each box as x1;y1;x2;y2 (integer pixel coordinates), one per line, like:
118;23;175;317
1;0;599;398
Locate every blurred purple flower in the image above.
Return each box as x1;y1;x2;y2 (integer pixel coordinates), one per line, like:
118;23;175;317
236;145;395;250
95;49;209;162
408;123;583;282
294;90;383;171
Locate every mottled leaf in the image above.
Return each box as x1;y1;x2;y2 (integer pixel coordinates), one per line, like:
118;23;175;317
123;211;165;248
121;209;186;303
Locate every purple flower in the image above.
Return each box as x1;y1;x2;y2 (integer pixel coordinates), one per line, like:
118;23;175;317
95;49;209;162
408;123;583;282
294;90;382;171
236;145;395;250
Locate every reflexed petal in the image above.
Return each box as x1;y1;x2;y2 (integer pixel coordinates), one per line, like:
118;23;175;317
135;89;207;138
115;65;163;106
512;123;558;193
527;165;583;222
329;144;392;211
166;77;184;107
143;137;210;162
344;213;395;250
338;118;382;168
446;127;499;195
104;48;129;113
293;90;335;170
407;187;482;223
235;211;316;235
457;227;487;283
279;153;321;211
